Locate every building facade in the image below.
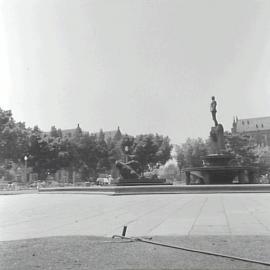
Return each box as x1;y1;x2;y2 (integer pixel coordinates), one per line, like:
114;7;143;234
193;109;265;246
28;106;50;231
232;116;270;146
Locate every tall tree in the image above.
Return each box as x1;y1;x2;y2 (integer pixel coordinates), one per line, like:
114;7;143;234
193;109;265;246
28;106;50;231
96;131;110;173
176;138;208;169
107;137;123;166
98;129;105;142
50;126;58;138
154;135;172;165
132;134;172;170
28;126;52;178
224;132;257;166
0;108;29;162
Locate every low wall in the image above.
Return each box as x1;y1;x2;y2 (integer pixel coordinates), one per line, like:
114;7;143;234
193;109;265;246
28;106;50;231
38;184;270;195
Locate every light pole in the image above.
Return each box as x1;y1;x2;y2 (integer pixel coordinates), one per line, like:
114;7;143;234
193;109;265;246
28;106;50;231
125;146;129;163
24;156;28;183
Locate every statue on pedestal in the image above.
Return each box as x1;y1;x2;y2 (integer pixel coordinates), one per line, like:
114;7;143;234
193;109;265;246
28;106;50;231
209;97;225;154
184;96;256;185
210;96;218;127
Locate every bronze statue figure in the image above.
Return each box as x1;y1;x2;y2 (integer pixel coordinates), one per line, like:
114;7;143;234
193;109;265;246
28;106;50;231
115;160;142;180
210;96;218;126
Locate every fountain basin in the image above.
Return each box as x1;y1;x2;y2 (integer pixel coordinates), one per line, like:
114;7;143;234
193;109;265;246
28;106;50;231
185;166;256;185
203;154;233;166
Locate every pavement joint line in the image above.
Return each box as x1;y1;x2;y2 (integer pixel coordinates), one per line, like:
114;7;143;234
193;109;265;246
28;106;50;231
5;196;132;233
39;195;170;237
221;195;232;234
228;196;266;229
240;196;270;233
247;195;270;220
130;196;191;235
38;196;151;234
188;197;208;236
104;195;189;237
102;197;174;236
145;197;201;235
108;196;183;232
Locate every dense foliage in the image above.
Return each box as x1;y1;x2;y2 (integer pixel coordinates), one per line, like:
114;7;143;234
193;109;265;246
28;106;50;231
0;108;172;181
224;132;257;166
175;138;208;169
121;134;172;170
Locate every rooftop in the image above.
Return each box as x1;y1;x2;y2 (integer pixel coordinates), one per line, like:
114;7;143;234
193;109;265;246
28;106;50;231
235;116;270;133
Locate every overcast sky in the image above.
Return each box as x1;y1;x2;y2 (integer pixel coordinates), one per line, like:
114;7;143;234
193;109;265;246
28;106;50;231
1;0;270;144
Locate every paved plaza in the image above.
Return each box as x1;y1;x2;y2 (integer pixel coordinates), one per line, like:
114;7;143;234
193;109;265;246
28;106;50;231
1;193;270;241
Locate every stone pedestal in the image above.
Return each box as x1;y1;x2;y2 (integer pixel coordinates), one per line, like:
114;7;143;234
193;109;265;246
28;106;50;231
209;124;225;154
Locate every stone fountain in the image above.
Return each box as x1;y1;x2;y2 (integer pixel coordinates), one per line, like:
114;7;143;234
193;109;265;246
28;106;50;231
184;97;256;185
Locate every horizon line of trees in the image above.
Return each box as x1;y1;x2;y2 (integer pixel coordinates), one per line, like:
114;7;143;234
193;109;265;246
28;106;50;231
0;107;172;181
1;106;268;182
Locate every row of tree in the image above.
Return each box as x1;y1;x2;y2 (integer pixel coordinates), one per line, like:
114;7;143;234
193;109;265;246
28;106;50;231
0;108;172;181
1;106;268;182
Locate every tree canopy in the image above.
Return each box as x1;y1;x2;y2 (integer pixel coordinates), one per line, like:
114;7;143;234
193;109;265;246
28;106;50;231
122;134;172;170
224;132;257;166
175;138;208;169
0;107;173;181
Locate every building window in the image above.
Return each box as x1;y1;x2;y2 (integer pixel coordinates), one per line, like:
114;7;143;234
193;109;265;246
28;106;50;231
242;121;245;125
256;124;258;128
262;124;264;128
247;121;250;124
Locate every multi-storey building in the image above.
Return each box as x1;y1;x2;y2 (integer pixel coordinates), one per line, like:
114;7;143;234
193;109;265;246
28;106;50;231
232;116;270;146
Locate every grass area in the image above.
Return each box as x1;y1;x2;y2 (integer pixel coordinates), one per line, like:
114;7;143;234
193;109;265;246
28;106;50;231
1;235;270;270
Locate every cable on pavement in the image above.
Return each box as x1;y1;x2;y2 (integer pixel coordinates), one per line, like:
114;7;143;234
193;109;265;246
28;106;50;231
112;234;270;267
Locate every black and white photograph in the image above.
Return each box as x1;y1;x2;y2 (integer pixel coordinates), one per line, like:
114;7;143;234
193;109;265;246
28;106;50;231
1;0;270;269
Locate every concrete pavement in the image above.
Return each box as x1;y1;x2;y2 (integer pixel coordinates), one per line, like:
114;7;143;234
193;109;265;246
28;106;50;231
1;193;270;241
